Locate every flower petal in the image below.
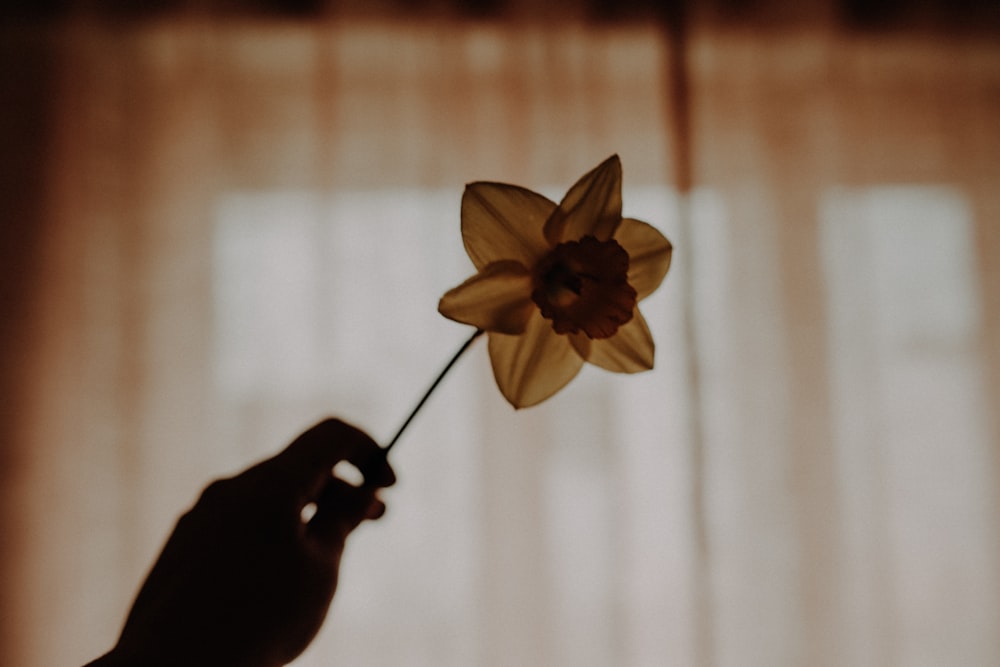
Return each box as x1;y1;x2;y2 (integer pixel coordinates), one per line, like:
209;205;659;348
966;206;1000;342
462;182;555;270
614;217;673;300
543;155;623;246
570;309;654;373
438;260;535;334
488;311;585;408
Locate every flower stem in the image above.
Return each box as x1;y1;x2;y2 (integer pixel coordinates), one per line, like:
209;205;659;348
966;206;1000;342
383;328;485;454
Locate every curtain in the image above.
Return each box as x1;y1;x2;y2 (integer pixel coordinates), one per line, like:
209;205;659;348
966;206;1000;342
1;6;998;666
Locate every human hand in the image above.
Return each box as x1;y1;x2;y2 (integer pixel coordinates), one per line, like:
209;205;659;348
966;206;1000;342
86;419;395;667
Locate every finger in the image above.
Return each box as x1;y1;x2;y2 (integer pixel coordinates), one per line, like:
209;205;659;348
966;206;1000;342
270;419;394;502
356;446;396;490
307;478;386;546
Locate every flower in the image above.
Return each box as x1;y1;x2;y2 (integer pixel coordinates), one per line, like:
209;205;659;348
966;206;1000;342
438;155;673;409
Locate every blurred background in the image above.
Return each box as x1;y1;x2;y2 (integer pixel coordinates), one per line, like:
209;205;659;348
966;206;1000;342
2;0;999;665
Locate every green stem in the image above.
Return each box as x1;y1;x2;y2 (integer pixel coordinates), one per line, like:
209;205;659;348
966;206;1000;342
383;328;485;453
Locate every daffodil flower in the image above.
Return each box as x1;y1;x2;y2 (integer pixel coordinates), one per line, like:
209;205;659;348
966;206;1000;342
438;155;673;409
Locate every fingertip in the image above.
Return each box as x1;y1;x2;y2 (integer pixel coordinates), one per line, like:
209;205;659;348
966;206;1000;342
365;497;387;521
365;449;397;488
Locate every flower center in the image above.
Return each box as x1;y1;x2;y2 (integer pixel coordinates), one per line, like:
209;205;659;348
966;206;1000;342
531;235;637;339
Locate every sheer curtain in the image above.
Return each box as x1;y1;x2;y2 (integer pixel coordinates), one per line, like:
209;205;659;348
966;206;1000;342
1;6;998;667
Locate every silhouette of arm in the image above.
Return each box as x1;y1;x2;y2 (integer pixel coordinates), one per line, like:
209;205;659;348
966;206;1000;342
84;418;395;667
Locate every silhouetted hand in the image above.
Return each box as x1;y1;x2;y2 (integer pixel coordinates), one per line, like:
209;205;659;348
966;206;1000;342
85;419;395;667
